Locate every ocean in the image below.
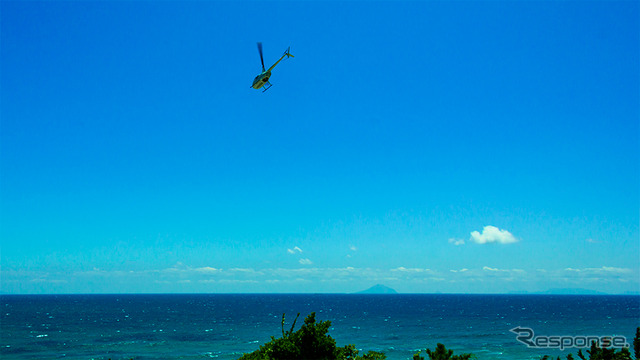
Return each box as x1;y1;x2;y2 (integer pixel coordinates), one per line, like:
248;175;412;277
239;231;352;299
2;294;638;360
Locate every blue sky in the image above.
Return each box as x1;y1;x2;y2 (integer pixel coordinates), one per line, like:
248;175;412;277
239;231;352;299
2;1;638;294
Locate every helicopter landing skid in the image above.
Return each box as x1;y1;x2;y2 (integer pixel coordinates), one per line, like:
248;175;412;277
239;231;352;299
262;82;272;92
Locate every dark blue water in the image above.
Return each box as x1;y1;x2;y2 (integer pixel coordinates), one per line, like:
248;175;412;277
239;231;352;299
2;294;638;360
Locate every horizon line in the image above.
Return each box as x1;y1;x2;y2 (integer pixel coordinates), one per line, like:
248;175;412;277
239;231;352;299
2;292;639;296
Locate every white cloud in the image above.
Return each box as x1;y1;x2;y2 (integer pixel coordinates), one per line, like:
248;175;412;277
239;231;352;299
481;266;525;273
7;262;637;294
564;266;632;274
470;226;518;244
216;279;259;284
229;268;258;273
30;278;68;284
392;267;431;273
483;266;500;271
349;245;357;251
287;246;303;254
448;238;465;246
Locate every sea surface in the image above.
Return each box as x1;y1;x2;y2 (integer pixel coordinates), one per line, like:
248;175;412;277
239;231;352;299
2;294;638;360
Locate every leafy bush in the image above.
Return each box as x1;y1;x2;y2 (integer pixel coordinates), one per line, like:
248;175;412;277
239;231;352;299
542;327;640;360
238;312;386;360
412;343;474;360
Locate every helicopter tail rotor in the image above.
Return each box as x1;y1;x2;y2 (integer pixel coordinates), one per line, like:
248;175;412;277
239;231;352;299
257;42;265;71
285;46;294;58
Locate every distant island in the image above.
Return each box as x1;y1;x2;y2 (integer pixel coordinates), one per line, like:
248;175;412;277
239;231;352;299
542;288;609;295
509;288;610;295
356;284;398;294
350;286;632;295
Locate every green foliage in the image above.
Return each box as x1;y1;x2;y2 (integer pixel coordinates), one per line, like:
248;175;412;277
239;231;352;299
542;354;575;360
237;312;386;360
575;342;632;360
356;350;387;360
543;327;639;360
412;343;474;360
634;328;640;360
282;312;300;338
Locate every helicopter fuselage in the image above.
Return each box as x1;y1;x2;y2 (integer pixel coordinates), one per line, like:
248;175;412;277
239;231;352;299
252;71;271;89
251;44;293;92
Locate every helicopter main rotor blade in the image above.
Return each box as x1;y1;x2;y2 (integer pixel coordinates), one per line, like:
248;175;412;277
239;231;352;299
257;42;265;71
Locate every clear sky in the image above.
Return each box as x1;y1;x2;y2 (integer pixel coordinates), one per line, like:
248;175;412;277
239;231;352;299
1;1;638;294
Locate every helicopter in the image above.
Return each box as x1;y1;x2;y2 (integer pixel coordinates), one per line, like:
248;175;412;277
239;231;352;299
251;42;294;92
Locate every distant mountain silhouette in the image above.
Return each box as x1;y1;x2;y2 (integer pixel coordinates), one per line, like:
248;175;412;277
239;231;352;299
508;288;609;295
356;284;398;294
542;288;607;295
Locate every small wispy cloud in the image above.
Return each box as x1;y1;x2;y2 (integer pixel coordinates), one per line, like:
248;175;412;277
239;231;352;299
470;226;518;244
392;267;432;273
564;266;631;274
5;263;637;294
481;266;525;274
287;246;303;254
349;245;357;251
229;268;260;274
448;238;465;246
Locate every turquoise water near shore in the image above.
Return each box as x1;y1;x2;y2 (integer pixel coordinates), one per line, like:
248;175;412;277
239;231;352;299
2;294;638;360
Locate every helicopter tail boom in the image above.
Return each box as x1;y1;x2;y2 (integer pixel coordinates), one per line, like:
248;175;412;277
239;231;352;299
266;46;294;72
